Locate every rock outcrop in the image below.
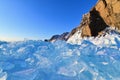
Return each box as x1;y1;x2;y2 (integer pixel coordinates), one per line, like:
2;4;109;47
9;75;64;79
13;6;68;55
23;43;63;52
49;0;120;42
68;0;120;39
46;32;69;42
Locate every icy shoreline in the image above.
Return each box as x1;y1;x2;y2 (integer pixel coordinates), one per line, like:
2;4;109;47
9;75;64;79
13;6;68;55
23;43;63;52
0;29;120;80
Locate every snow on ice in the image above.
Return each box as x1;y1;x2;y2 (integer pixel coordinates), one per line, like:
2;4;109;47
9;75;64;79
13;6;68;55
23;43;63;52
0;28;120;80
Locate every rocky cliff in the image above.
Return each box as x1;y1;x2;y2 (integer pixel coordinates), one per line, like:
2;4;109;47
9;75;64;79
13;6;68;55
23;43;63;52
68;0;120;39
49;0;120;42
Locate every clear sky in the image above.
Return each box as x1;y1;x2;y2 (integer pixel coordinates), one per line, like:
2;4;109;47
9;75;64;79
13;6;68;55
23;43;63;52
0;0;97;41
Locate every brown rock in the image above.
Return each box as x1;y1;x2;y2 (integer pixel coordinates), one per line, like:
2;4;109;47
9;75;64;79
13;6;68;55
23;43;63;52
95;0;120;29
69;0;120;38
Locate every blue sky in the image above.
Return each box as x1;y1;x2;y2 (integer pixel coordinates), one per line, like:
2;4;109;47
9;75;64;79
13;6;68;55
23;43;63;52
0;0;97;41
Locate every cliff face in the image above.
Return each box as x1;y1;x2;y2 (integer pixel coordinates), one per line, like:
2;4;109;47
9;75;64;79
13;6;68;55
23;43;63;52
69;0;120;38
49;0;120;42
95;0;120;29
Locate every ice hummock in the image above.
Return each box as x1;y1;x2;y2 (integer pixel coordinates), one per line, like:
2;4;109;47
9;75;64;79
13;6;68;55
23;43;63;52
0;28;120;80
